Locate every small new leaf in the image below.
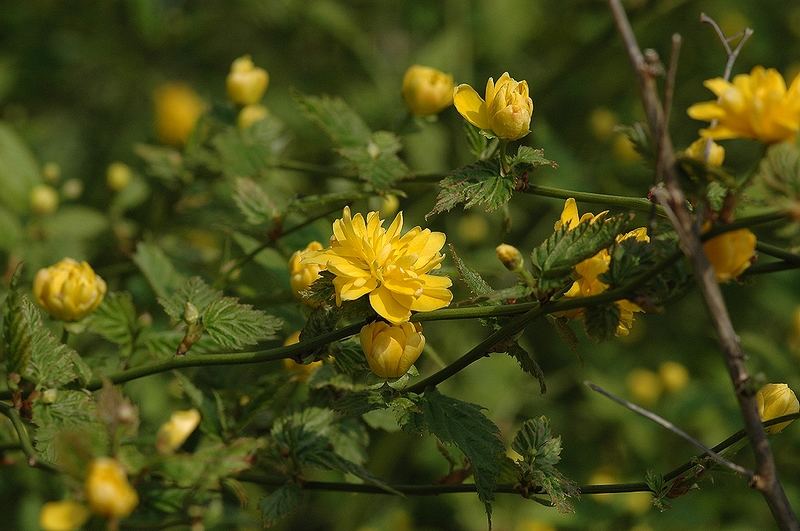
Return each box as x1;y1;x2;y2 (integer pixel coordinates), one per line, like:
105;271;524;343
202;296;282;349
159;277;221;322
510;146;557;171
260;483;302;528
429;160;514;218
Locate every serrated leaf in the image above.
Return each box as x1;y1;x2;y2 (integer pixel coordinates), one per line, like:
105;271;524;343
212;128;274;178
133;242;186;299
158;276;221;322
32;390;104;462
511;146;557;170
583;303;620;342
260;483;302;528
412;390;505;522
449;244;494;298
530;214;630;292
88;292;138;346
202;296;282;349
428;160;514;218
295;94;371;148
506;342;546;394
338;131;409;188
233;177;277;225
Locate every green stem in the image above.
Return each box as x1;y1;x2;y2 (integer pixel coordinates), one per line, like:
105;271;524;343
0;401;57;471
522;184;664;216
755;241;800;265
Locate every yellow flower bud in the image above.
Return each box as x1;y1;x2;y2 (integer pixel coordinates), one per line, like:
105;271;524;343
588;107;618;141
156;409;201;454
626;368;663;406
226;55;269;105
33;258;107;321
684;138;725;167
29;184;59;215
702;228;756;282
282;331;323;381
237;104;269;129
496;243;524;272
454;72;533;140
659;361;689;393
756;383;799;434
85;457;138;519
153;82;205;146
106;162;132;192
289;241;325;300
360;321;425;378
401;65;454;116
380;194;400;218
39;500;90;531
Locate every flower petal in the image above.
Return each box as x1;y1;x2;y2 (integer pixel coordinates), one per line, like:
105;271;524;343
453;84;490;130
369;285;413;324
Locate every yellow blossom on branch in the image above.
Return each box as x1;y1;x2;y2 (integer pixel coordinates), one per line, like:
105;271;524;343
306;207;452;324
156;409;201;454
702;228;756;282
454;72;533;140
401;64;454;116
85;457;139;519
289;241;325;300
39;500;90;531
34;258;107;322
153;82;205;146
226;55;269;105
756;383;799;434
687;66;800;144
684;137;726;167
360;321;425;378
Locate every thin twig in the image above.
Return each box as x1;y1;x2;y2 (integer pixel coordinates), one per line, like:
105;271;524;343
584;381;752;477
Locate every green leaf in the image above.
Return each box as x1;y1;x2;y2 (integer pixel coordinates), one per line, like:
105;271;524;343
212;127;274;178
338;131;409;189
511;146;558;170
134;143;184;185
506;342;546;394
32;390;104;462
295;93;371;148
260;483;302;528
158;276;220;322
301;271;336;307
583;303;620;342
41;206;109;241
646;469;670;511
428;160;515;218
0;206;23;250
133;242;186;299
754;141;800;207
449;244;494;298
202;296;282;349
88;292;138;347
411;390;505;522
158;437;264;490
0;122;40;214
233;177;278;225
530;213;630;293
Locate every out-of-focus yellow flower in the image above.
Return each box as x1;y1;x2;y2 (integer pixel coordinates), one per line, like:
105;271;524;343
360;321;425;378
39;500;90;531
289;241;325;300
61;178;83;200
106;162;132;192
227;55;269;105
282;331;322;381
588;107;618;141
42;162;61;183
454;72;533;140
688;66;800;144
684;138;726;167
588;468;618;505
85;457;138;519
496;243;524;272
702;228;756;282
380;194;400;218
557;199;648;336
612;133;641;163
34;258;107;321
756;383;799;434
306;207;452;324
457;213;490;244
627;368;663;406
29;184;59;215
401;65;454;116
156;409;201;454
154;82;205;146
659;361;689;393
237;104;269;129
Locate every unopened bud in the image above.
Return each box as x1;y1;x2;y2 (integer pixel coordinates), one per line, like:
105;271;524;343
30;185;59;215
496;243;524;271
183;302;200;325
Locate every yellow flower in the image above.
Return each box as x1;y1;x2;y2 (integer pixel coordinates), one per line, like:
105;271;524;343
289;241;325;300
659;361;690;393
39;500;90;531
702;228;756;282
85;457;138;519
588;107;618;141
226;55;269;105
454;72;533;140
626;368;663;406
557;199;648;336
756;383;799;434
687;66;800;144
307;207;452;324
684;138;726;167
496;243;524;272
153;82;205;146
282;331;322;381
238;104;269;129
401;65;454;116
156;409;201;454
29;184;59;215
106;162;132;192
360;321;425;378
34;258;107;321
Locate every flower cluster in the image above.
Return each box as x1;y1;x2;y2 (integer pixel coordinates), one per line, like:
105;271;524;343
688;66;800;144
454;72;533;140
556;199;648;336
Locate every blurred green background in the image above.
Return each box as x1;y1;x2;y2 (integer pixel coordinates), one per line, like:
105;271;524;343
1;0;800;530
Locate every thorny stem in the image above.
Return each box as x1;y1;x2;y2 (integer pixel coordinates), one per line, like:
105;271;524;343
607;1;798;527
